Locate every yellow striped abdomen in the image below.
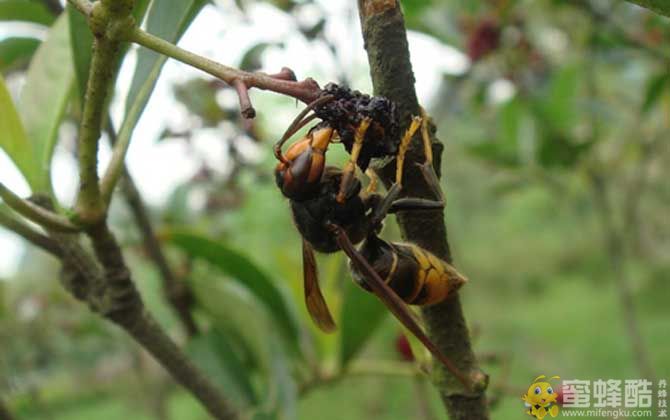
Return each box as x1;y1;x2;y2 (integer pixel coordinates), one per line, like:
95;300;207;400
391;243;468;305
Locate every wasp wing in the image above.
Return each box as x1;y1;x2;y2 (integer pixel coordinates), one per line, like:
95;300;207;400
332;226;470;389
303;239;337;333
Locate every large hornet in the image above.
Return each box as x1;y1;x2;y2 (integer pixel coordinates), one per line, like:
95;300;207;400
274;85;470;387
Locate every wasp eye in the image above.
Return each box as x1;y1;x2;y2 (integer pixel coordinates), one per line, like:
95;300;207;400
547;387;553;394
534;387;541;395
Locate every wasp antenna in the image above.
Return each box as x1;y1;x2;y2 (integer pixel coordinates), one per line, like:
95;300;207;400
274;95;335;162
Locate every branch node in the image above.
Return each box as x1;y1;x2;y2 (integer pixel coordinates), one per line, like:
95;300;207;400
233;79;256;119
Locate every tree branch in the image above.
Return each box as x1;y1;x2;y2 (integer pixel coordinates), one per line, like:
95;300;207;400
104;121;199;337
46;222;239;419
57;1;241;417
0;206;62;256
69;0;134;224
120;171;199;337
126;27;322;112
0;184;79;232
357;1;489;419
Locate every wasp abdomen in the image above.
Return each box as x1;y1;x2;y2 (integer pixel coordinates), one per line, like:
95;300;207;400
397;243;467;305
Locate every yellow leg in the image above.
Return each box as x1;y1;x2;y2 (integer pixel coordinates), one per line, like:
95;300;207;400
337;117;371;203
395;116;422;186
419;107;433;165
365;168;378;194
417;107;444;202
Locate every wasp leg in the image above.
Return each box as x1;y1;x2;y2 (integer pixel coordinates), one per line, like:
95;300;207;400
395;116;422;186
365;168;378;195
337;117;372;203
330;224;471;390
274;95;334;164
388;198;443;213
416;107;445;202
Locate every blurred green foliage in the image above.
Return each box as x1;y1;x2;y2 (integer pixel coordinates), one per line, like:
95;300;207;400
0;0;669;419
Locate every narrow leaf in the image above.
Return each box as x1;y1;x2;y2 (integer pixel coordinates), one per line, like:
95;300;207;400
66;4;93;103
0;37;40;73
68;0;151;103
339;278;387;367
642;72;669;114
119;0;206;147
0;0;55;26
541;65;579;134
167;230;300;349
19;14;74;192
0;74;36;187
191;278;296;417
187;328;258;406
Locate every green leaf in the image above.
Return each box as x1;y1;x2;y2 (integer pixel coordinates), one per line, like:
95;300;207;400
191;279;296;418
187;328;258;406
167;230;300;350
468;97;523;167
0;37;40;73
0;73;36;188
641;72;669;114
624;0;670;18
0;0;55;26
339;278;387;367
173;78;226;126
118;0;206;150
19;14;74;193
67;0;151;103
537;133;592;168
66;4;93;103
239;42;275;72
538;65;580;134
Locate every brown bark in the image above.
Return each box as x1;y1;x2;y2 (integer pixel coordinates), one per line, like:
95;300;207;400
357;2;490;419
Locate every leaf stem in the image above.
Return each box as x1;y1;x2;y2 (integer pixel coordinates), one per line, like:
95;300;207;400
0;183;79;232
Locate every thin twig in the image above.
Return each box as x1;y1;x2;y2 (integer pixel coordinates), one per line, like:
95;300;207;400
121;172;199;336
0;207;62;256
299;360;418;397
70;0;132;224
98;26;322;205
127;27;322;109
588;171;656;380
0;184;79;232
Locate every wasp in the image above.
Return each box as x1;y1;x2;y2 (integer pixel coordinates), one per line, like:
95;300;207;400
273;91;471;387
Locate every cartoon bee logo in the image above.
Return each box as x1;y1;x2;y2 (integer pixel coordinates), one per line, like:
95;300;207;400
522;375;561;419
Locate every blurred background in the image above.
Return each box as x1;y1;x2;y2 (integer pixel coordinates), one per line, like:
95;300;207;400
0;0;669;419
